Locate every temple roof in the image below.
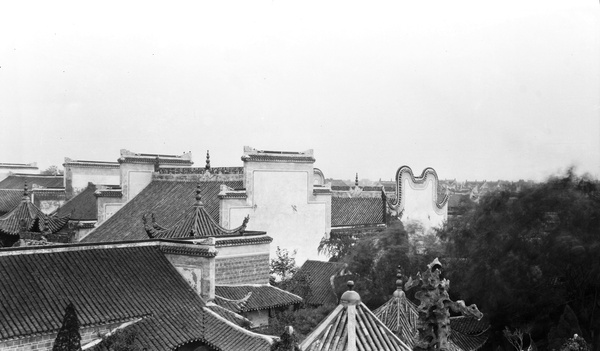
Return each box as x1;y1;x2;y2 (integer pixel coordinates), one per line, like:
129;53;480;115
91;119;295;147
0;189;22;216
296;260;348;306
144;184;257;239
82;179;243;243
331;197;385;227
55;183;97;220
214;284;303;312
0;186;70;236
0;174;64;189
0;241;275;351
300;283;410;351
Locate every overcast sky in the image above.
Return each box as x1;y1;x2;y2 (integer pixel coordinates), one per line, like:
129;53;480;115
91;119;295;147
1;0;598;182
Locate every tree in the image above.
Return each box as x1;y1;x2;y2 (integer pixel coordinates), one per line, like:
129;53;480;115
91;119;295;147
439;169;600;349
93;328;142;351
42;165;64;175
549;305;584;351
270;326;301;351
53;302;82;351
319;218;444;309
270;246;298;281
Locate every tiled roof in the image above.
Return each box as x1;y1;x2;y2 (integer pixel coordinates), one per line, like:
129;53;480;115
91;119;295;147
241;146;315;163
300;290;410;351
448;317;490;351
0;174;64;189
118;149;193;165
373;290;419;347
55;183;97;220
0;163;38;170
331;197;385;227
204;303;252;327
81;180;242;243
296;260;347;306
215;284;303;312
144;185;253;239
0;190;22;216
203;307;273;351
63;158;120;168
0;242;274;351
0;194;70;236
373;289;489;351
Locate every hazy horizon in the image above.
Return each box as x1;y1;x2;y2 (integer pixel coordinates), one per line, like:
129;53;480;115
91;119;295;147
1;0;599;182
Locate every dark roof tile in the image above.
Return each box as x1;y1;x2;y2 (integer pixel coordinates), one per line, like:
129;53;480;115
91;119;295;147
0;243;274;351
0;175;63;189
55;183;97;220
82;180;242;243
331;197;385;227
215;285;302;312
296;260;347;306
0;190;22;216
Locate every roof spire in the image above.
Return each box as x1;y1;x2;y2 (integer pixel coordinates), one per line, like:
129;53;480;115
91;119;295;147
154;155;160;172
393;265;406;298
205;150;211;170
22;180;30;202
195;183;204;206
355;173;359;187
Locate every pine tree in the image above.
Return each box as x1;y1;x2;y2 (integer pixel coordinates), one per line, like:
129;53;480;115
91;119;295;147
548;305;583;351
53;302;82;351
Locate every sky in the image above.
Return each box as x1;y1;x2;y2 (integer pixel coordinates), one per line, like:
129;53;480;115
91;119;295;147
1;0;599;182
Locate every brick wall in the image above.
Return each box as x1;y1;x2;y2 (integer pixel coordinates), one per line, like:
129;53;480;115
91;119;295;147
0;321;124;351
216;254;270;285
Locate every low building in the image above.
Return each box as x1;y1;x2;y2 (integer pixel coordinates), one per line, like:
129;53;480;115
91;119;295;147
0;174;66;214
0;239;276;351
0;162;38;181
0;184;71;247
62;158;120;197
214;284;303;328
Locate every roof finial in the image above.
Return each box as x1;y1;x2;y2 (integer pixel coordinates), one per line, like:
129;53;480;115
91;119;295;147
23;180;30;202
195;183;204;206
347;280;355;291
355;173;359;187
154;155;160;172
205;150;211;170
393;265;406;298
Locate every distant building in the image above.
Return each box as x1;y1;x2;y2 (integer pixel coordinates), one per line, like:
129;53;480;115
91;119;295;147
0;184;71;247
387;166;448;231
63;158;120;197
0;162;38;181
0;174;66;214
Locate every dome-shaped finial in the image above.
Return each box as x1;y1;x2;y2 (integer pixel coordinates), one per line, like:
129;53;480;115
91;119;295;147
22;180;30;202
195;183;203;206
205;150;211;170
393;265;406;298
340;280;360;305
355;173;359;187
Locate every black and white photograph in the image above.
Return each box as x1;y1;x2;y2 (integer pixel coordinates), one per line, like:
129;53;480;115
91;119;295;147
0;1;599;350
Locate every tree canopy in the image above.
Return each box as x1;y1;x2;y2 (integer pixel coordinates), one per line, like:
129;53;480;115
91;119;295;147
439;170;600;349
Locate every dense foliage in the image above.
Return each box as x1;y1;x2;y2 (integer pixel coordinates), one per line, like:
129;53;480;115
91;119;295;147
439;170;600;350
93;329;142;351
319;219;443;309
